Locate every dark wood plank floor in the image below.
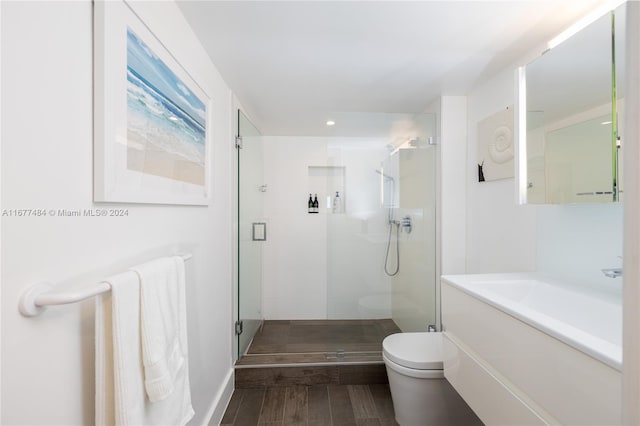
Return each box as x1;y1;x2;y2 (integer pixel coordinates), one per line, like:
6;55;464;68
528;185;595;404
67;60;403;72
218;384;399;426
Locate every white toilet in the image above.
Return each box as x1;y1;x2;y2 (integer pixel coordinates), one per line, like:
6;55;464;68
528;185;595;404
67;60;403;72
382;332;482;425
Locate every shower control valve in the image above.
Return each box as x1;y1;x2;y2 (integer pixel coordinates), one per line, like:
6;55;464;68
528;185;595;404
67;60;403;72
401;215;412;233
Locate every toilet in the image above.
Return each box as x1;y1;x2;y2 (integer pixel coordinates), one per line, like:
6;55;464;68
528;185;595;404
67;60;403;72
382;332;482;425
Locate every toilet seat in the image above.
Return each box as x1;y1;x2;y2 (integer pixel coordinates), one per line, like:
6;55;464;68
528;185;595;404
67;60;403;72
382;353;444;379
382;332;443;370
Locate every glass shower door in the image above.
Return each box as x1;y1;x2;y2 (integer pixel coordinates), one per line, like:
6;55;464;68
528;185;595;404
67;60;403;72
237;110;264;358
325;113;438;333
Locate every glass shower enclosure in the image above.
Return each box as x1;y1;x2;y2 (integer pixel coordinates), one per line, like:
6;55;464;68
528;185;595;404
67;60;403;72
235;111;438;361
236;110;264;358
322;113;437;331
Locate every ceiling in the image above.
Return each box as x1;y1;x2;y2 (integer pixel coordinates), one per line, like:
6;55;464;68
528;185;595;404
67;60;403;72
177;0;608;136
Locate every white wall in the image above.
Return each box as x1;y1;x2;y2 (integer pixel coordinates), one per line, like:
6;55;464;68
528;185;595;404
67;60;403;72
537;203;623;292
1;2;234;424
262;136;330;319
440;96;468;275
466;68;537;273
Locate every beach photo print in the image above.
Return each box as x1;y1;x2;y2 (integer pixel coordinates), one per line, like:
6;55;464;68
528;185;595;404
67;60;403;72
94;1;211;205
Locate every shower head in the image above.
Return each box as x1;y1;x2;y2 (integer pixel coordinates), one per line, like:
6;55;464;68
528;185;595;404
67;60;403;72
388;136;422;156
375;169;395;182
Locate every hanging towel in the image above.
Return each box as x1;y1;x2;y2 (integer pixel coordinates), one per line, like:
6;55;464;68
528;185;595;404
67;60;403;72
95;270;144;426
95;257;194;426
130;256;191;404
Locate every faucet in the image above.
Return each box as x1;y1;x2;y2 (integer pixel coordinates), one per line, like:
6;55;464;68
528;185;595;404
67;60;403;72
602;268;623;278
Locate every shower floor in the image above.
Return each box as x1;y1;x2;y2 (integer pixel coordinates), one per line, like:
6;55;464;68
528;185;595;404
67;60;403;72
237;319;401;366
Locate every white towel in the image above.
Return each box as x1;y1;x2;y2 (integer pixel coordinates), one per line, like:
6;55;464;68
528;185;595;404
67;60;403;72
95;270;144;426
95;257;194;426
130;256;190;403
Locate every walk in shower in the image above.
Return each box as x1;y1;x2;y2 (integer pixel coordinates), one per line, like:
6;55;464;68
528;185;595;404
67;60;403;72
236;110;437;364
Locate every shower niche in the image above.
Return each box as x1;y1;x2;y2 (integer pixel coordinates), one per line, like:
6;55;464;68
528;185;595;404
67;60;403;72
308;165;346;214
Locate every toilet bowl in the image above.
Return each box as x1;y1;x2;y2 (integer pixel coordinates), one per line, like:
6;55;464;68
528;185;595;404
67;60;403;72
383;332;481;425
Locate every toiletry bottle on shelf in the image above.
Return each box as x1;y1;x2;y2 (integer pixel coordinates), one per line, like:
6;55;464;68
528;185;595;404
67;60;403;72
313;194;319;213
333;191;341;213
308;194;313;214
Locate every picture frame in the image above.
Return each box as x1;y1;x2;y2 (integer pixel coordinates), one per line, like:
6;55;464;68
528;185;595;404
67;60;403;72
94;0;211;205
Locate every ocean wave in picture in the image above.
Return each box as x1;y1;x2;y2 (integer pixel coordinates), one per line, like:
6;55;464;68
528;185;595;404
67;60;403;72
126;27;207;185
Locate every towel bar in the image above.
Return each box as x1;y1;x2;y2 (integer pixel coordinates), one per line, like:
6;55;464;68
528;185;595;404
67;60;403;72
18;253;192;317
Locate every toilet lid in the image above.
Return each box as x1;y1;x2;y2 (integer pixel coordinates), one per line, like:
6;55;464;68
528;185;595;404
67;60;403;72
382;332;443;370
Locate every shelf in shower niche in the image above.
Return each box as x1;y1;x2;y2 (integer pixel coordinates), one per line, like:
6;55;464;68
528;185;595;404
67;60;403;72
308;166;345;214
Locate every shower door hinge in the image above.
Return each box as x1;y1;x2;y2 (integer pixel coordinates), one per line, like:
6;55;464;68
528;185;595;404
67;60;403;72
235;135;243;149
235;320;244;335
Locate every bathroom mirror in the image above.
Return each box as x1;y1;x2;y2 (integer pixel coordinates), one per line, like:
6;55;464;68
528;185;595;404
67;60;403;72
517;5;624;204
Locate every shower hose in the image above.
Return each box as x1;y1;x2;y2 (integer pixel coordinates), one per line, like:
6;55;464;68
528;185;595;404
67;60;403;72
384;220;400;276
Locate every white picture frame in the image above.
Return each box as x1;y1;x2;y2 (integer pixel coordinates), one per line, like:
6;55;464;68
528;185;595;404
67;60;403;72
94;0;211;205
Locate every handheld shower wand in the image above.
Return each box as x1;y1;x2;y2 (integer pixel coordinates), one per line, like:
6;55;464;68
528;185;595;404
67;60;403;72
376;169;400;276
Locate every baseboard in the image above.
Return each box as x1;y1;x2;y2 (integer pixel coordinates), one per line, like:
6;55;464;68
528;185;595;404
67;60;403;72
202;368;234;426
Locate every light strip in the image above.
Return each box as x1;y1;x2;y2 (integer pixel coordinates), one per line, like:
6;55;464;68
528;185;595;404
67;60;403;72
515;66;528;205
547;0;626;50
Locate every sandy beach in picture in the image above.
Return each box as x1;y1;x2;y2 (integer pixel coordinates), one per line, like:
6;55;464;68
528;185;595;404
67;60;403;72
126;27;207;187
127;130;205;185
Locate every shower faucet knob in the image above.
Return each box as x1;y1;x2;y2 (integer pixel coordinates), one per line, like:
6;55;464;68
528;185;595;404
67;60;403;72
401;215;412;233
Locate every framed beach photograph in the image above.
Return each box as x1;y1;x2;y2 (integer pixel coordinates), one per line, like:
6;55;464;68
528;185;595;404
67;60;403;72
94;0;211;205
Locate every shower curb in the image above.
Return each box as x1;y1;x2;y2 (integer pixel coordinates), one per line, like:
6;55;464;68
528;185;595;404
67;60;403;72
234;363;389;389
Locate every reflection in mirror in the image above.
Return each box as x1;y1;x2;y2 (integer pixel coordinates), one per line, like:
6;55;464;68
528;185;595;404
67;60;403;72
543;113;611;203
520;5;624;204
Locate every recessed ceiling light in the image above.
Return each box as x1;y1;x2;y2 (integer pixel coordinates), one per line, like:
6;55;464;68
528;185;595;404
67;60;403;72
326;120;335;126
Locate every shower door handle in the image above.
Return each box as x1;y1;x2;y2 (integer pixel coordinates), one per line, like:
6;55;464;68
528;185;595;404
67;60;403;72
252;222;267;241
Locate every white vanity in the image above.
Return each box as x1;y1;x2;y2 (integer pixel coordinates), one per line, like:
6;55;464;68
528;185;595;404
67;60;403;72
441;273;621;425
